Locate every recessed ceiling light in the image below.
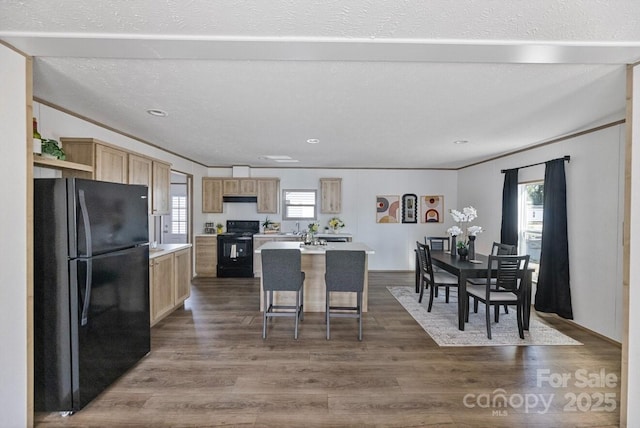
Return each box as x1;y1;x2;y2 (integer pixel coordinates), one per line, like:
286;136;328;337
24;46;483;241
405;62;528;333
453;140;469;145
146;109;168;117
275;159;300;163
306;138;320;144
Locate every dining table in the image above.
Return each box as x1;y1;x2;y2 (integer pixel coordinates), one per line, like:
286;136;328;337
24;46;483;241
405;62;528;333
429;250;534;331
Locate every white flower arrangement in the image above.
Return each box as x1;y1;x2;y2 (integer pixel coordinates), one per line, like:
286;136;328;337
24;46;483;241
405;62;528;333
448;206;482;246
328;217;345;230
308;222;320;233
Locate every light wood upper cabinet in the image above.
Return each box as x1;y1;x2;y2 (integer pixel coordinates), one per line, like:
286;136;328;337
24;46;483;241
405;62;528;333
61;138;128;183
195;235;217;277
320;178;342;214
223;179;239;196
240;179;257;195
152;161;171;215
174;248;192;303
202;178;223;213
257;178;279;213
95;144;128;183
223;178;257;196
128;154;153;213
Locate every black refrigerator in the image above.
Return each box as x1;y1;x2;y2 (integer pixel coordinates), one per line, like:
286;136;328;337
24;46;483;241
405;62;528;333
34;178;151;413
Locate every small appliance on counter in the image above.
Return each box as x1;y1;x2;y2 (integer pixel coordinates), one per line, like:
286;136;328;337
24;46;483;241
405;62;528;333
217;220;260;277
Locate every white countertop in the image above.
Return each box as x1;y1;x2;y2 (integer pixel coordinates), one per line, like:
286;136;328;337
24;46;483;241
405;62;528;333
254;233;352;238
149;243;192;259
255;241;374;255
194;233;217;237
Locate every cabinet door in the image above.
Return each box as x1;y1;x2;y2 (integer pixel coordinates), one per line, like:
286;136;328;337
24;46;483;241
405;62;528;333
257;179;279;213
239;179;257;195
320;178;342;214
95;144;128;183
128;154;153;214
151;253;174;324
152;161;171;215
202;178;223;213
174;248;192;303
195;236;217;276
223;179;239;195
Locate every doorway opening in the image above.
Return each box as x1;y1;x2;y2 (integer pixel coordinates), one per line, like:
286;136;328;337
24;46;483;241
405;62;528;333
161;171;192;244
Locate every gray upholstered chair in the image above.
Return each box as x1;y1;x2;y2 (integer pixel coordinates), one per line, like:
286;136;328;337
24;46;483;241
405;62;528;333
464;254;530;339
416;241;459;312
325;250;366;340
261;249;305;339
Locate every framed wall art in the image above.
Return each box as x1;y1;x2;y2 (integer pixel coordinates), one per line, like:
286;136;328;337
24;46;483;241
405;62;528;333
376;195;399;223
401;193;418;223
420;195;444;223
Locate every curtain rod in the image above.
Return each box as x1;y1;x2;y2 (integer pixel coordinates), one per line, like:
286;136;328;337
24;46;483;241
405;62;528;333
501;155;570;173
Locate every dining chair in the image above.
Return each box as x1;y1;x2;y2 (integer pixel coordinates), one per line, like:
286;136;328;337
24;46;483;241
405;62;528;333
464;254;530;339
467;242;517;316
424;236;451;297
416;241;459;312
325;250;366;340
261;249;305;339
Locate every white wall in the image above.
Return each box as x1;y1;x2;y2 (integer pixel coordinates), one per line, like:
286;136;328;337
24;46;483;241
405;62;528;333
458;124;625;341
627;64;640;427
206;167;458;271
0;45;28;428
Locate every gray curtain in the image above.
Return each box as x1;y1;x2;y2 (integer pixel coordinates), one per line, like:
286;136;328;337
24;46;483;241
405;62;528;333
534;158;573;319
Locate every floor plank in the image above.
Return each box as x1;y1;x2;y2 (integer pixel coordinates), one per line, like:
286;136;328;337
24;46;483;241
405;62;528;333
34;272;621;427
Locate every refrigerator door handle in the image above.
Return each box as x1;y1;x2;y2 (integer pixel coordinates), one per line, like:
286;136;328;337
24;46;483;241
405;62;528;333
80;259;92;326
78;189;93;257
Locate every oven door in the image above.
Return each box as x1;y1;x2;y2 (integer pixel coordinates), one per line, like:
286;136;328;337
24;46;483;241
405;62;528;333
217;236;254;277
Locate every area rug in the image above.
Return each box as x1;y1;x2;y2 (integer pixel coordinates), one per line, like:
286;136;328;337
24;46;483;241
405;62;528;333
387;286;582;347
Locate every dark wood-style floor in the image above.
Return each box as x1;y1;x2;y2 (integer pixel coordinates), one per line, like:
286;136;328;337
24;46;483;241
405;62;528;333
36;272;621;427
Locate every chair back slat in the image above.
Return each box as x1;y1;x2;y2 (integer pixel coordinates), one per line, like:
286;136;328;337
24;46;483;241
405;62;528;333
488;254;530;293
426;236;450;252
262;249;303;291
416;241;434;276
492;242;516;255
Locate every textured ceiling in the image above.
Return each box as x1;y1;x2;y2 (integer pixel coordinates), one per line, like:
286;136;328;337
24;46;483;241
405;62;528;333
2;1;640;168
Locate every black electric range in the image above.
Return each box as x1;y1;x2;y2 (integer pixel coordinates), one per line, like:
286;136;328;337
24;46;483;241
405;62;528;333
217;220;260;277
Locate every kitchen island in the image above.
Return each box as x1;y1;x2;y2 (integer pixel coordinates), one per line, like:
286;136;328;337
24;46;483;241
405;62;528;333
255;241;374;312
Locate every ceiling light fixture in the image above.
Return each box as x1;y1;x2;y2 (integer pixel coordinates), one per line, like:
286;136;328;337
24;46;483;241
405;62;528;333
453;140;469;145
306;138;320;144
146;108;168;117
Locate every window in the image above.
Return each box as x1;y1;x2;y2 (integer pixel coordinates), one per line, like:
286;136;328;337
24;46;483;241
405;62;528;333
518;182;543;281
283;190;317;220
171;195;187;234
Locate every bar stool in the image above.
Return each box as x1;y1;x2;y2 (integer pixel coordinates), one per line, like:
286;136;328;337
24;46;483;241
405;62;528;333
325;250;366;340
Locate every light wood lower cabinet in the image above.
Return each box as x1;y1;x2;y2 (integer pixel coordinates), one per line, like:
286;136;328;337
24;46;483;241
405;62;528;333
150;253;175;324
195;235;217;277
174;248;191;302
150;247;192;326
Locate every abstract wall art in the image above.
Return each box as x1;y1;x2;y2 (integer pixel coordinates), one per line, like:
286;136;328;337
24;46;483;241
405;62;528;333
401;193;418;223
420;195;444;223
376;195;400;223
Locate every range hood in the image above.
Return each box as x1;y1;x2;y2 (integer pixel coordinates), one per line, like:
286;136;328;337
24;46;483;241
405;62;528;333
223;195;257;203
